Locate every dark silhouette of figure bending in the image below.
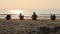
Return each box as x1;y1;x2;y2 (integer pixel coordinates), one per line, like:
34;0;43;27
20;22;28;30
51;14;56;20
19;13;24;20
6;15;11;20
31;12;38;20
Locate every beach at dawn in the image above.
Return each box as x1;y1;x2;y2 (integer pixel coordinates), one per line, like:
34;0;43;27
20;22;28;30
0;0;60;34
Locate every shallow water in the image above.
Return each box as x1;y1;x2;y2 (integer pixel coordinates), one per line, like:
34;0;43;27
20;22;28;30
0;14;60;19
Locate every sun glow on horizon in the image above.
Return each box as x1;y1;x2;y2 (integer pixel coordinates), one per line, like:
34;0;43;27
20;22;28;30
11;10;23;14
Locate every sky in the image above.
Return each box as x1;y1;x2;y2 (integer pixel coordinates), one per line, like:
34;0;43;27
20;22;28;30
0;0;60;9
0;0;60;15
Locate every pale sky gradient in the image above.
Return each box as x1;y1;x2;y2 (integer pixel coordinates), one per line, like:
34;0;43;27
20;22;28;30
0;0;60;9
0;0;60;15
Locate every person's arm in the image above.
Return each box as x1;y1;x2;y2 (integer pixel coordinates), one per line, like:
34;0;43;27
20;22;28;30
36;15;38;18
31;15;34;18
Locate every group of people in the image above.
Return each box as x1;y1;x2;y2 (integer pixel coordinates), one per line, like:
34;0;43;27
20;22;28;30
6;12;56;20
51;14;56;20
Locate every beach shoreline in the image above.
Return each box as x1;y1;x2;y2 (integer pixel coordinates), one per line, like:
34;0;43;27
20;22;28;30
0;19;60;34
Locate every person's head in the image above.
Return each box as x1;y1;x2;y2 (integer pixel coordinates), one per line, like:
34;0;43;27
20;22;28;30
20;13;22;15
53;14;55;16
33;12;36;15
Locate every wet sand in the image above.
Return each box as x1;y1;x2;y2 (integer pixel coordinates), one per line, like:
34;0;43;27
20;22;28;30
0;19;60;34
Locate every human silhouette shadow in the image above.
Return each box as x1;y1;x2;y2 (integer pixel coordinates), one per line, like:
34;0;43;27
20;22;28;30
51;14;56;20
31;12;38;20
6;15;11;20
19;13;24;20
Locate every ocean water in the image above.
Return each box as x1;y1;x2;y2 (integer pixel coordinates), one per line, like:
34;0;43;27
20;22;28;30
0;9;60;19
0;14;60;19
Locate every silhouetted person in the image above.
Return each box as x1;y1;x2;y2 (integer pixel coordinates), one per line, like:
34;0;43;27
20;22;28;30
19;13;24;20
6;15;11;20
31;12;38;20
51;14;56;20
53;15;56;20
51;15;53;20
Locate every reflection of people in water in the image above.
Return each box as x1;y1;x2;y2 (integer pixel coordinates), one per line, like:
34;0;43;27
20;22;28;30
6;15;11;20
31;12;38;20
19;13;24;20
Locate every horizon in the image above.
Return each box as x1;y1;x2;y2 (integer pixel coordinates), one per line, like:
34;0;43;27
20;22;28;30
0;9;60;19
0;9;60;16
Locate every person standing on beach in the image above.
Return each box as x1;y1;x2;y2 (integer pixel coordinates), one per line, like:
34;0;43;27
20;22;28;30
53;15;56;20
51;14;53;20
31;12;38;20
51;14;56;20
19;13;24;20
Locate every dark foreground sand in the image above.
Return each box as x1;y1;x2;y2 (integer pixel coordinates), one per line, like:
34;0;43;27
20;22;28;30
0;19;60;34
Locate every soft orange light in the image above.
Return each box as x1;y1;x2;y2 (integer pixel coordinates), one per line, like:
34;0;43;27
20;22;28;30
11;10;23;14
